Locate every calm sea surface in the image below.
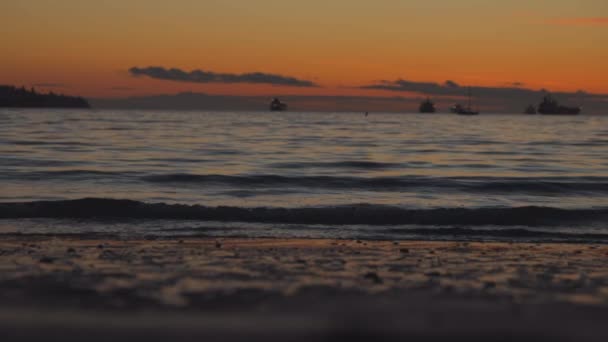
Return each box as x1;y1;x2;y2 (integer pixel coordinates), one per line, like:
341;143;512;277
1;109;608;242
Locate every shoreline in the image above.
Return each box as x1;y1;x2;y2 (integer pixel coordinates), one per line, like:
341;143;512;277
1;235;607;341
2;230;607;245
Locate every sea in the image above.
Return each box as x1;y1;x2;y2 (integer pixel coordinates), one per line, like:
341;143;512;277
1;109;608;243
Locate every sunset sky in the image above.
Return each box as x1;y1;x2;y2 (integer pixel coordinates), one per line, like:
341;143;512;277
2;0;607;104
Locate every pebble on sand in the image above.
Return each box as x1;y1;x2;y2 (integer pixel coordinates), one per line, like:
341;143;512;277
39;257;55;264
364;272;383;284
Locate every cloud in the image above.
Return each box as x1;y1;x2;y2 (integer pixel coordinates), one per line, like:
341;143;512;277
108;86;134;91
32;83;66;88
91;89;608;114
364;79;463;95
362;78;594;99
547;17;608;27
360;78;608;112
444;80;460;88
129;66;318;87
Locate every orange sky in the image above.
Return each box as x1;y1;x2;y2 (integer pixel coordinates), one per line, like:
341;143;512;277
1;1;607;98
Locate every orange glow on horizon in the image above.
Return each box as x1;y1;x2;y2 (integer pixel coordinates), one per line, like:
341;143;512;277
2;1;607;99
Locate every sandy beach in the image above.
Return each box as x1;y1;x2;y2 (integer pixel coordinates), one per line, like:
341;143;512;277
0;235;606;341
5;1;608;341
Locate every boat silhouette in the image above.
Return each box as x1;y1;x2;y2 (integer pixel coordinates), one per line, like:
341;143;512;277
419;98;436;113
451;88;479;115
270;98;288;111
537;95;580;115
451;104;479;115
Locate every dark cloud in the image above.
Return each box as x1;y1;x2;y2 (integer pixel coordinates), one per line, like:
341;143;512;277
367;79;462;95
91;89;608;114
361;78;608;113
32;83;67;88
361;78;605;100
108;86;134;91
129;66;318;87
445;80;460;88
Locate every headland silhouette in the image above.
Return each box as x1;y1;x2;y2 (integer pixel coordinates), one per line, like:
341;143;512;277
0;85;90;108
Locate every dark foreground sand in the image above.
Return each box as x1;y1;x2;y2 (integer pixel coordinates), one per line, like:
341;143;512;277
0;235;607;341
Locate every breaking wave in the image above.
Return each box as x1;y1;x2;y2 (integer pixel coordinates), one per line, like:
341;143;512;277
1;198;607;227
141;174;608;195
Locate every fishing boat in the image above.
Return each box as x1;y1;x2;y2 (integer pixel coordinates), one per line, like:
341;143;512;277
451;104;479;115
419;98;436;113
269;98;288;111
451;88;479;115
537;95;580;115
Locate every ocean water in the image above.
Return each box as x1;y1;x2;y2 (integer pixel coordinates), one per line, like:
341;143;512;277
1;109;608;242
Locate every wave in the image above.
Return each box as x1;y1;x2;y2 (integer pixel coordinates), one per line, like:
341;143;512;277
365;227;608;241
0;157;83;167
142;174;608;194
270;161;403;170
0;170;136;180
1;198;607;228
3;139;97;146
158;225;608;241
5;170;608;195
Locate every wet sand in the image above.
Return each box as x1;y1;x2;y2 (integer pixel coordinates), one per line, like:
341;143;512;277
0;235;607;341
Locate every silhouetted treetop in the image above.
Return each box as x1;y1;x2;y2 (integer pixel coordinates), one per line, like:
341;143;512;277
0;85;90;108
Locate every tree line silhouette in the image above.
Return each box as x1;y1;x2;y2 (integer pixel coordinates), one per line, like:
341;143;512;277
0;85;90;108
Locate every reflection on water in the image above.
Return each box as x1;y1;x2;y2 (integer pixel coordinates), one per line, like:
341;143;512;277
1;109;608;209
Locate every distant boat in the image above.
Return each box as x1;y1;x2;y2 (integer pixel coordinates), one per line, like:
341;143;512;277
419;98;436;113
451;88;479;115
451;104;479;115
524;104;537;114
269;98;288;111
537;95;580;115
